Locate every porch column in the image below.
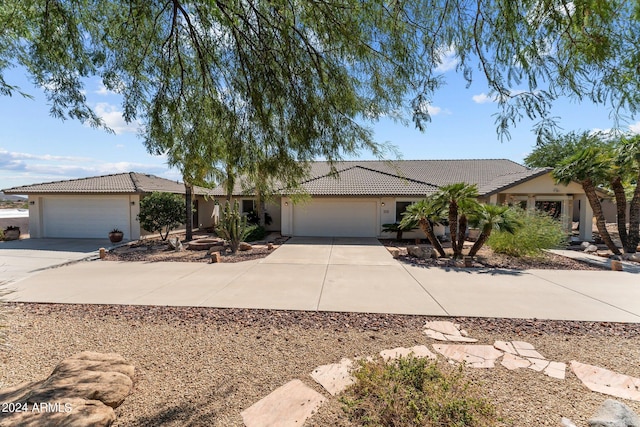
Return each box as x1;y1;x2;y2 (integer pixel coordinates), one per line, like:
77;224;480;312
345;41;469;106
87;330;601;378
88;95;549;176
526;195;536;211
560;196;572;233
489;194;498;205
578;196;593;241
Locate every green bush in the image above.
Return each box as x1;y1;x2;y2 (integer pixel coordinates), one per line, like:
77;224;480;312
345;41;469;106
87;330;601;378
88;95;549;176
244;225;267;242
341;356;497;427
137;192;186;241
487;207;568;257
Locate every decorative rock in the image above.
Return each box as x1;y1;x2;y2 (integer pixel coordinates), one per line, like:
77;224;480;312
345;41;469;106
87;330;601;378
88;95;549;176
387;247;401;258
379;345;437;362
168;236;183;251
527;358;550;372
588;399;640;427
238;242;252;251
188;238;224;251
571;361;640;401
581;241;592;249
611;260;623;271
241;379;326;427
494;340;517;355
562;417;579;427
0;352;135;427
267;242;274;250
407;245;433;259
585;244;599;253
310;358;355;396
501;353;531;370
433;344;503;368
622;253;640;262
209;252;221;263
423;321;478;343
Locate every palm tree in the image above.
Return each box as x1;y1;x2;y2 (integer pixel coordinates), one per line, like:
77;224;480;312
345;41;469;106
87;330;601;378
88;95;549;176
615;134;640;254
553;146;621;255
468;205;522;257
400;197;447;258
434;183;479;258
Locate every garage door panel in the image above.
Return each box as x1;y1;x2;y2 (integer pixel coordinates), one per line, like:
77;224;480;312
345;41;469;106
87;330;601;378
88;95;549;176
293;199;377;237
43;197;131;238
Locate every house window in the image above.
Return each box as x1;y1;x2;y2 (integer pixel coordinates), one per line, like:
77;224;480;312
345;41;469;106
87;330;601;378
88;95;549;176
242;199;255;213
395;201;414;222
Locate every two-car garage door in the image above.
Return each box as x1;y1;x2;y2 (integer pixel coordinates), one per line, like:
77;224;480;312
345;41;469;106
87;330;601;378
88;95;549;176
42;196;132;239
292;199;378;237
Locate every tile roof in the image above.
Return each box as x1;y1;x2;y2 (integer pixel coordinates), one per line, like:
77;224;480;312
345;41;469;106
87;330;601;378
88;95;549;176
210;159;550;197
2;172;213;195
3;160;550;197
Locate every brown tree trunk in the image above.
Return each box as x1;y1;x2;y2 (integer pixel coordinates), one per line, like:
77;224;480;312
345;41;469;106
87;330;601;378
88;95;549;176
185;182;193;241
448;202;460;258
626;171;640;254
457;214;468;255
611;176;628;251
419;219;447;258
582;179;621;255
468;230;490;258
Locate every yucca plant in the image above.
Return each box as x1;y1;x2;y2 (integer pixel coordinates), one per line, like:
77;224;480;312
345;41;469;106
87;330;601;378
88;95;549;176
215;200;256;254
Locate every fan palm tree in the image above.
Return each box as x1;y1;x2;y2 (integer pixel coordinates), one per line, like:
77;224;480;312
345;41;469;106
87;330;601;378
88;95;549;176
434;183;479;258
553;146;621;255
468;205;522;257
615;134;640;254
400;197;447;257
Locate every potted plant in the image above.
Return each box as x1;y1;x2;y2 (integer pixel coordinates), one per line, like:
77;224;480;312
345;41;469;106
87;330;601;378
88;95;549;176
3;226;20;241
108;228;124;243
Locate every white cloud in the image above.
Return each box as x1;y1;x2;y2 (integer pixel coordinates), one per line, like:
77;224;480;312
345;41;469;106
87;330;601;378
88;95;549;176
427;105;443;116
95;83;117;96
629;121;640;134
435;45;458;73
93;103;142;135
472;93;496;104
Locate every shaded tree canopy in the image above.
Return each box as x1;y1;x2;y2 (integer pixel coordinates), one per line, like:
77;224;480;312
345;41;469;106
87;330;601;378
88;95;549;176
2;0;639;165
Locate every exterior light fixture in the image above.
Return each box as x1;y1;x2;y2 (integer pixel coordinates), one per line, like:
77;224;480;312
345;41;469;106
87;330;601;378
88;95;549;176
381;202;385;207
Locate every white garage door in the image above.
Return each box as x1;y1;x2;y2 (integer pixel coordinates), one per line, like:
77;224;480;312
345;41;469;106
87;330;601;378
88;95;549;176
292;199;378;237
43;197;131;238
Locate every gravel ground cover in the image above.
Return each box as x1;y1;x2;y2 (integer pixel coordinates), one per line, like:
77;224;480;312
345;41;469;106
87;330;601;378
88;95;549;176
1;303;639;426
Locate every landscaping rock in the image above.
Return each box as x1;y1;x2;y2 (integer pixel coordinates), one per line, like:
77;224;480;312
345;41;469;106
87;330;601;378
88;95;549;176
581;241;592;249
209;252;221;263
584;244;598;253
588;399;640;427
387;247;400;258
622;253;640;262
310;358;355;396
238;242;252;251
0;351;135;427
379;345;437;362
168;237;183;251
188;238;224;251
432;344;503;368
407;245;433;259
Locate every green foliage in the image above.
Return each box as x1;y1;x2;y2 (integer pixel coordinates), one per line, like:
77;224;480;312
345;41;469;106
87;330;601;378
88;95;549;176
137;192;185;241
487;207;567;257
468;204;523;257
382;221;418;240
244;225;267;243
401;197;447;257
341;356;497;427
524;131;609;168
215;200;256;253
434;183;480;258
247;210;272;226
0;229;4;241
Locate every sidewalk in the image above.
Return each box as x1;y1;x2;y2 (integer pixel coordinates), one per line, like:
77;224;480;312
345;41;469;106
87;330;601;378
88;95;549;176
4;258;639;323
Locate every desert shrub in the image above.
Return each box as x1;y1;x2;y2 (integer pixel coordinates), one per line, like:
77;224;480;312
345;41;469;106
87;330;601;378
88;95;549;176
244;225;267;242
137;192;185;241
487;207;568;257
215;200;257;253
341;356;497;427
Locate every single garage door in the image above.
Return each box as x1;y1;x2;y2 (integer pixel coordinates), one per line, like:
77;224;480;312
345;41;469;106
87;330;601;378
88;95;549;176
292;199;378;237
42;196;131;238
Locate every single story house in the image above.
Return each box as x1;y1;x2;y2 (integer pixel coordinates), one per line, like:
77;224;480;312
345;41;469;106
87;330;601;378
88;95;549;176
3;159;596;241
1;172;215;240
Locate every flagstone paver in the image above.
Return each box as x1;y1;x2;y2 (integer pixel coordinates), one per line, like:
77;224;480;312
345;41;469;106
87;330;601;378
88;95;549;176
433;344;503;368
501;353;531;370
494;340;518;355
527;357;550;372
544;361;567;380
241;379;326;427
570;361;640;402
423;320;478;343
310;358;355;396
379;345;437;361
512;341;545;359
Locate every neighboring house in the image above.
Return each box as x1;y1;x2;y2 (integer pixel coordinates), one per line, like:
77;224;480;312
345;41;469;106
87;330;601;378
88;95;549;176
2;173;215;240
3;159;595;241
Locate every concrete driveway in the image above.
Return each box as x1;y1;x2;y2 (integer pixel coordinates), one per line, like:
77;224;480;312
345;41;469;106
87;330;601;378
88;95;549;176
0;238;110;283
3;237;640;322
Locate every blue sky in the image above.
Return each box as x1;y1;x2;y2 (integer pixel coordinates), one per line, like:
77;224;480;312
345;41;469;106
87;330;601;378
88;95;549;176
1;60;638;192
